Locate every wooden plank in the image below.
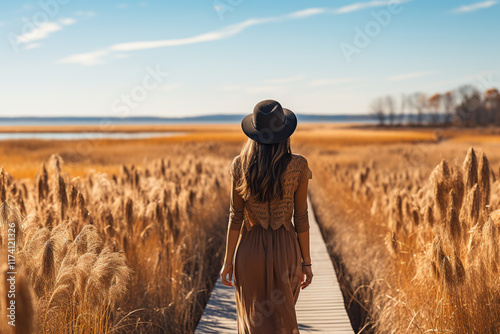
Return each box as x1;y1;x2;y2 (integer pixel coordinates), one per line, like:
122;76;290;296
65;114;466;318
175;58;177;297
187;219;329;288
195;195;354;333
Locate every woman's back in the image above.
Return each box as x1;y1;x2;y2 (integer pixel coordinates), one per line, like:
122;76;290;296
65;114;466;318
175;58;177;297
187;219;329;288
228;153;313;233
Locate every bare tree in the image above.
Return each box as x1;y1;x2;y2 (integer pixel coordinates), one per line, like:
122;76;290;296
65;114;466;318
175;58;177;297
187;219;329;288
456;85;481;126
370;97;386;126
385;96;396;126
485;88;500;125
443;91;455;125
428;93;441;125
407;92;426;125
398;94;406;126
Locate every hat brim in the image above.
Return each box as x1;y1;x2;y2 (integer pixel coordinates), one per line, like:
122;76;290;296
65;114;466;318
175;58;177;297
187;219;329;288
241;108;297;144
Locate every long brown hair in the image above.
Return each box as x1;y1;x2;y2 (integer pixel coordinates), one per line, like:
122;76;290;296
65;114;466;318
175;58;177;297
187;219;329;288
235;137;292;202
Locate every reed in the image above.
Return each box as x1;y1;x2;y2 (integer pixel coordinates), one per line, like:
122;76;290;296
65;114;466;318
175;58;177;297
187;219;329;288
308;145;500;333
0;148;231;333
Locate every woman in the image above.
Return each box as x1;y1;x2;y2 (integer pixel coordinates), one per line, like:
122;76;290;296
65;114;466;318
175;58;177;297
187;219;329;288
220;99;313;334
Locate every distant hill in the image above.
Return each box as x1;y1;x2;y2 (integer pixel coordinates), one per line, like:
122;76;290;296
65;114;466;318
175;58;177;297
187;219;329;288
0;114;376;125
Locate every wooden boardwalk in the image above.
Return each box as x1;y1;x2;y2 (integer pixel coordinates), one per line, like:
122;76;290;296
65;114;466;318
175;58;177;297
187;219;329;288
195;195;354;334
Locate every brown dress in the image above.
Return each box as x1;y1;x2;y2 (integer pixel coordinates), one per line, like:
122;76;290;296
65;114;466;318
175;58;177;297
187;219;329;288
227;153;313;334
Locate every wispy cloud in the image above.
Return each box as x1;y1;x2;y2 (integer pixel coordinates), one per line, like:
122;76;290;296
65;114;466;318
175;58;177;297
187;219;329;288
387;70;436;81
286;8;327;19
59;50;109;65
17;17;75;45
453;1;497;13
308;77;367;87
336;0;409;14
59;1;411;65
110;18;274;52
25;43;41;50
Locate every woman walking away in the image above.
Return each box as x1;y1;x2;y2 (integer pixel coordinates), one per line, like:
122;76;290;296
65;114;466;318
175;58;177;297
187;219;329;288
220;99;313;334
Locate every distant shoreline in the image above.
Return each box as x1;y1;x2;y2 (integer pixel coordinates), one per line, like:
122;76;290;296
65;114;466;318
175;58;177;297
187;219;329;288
0;114;377;127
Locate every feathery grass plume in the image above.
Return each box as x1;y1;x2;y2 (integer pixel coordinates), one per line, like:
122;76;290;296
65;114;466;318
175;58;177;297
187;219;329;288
42;237;55;277
0;202;24;248
424;205;434;227
385;232;399;257
430;237;443;280
482;216;499;272
434;180;449;221
403;196;411;221
48;154;62;174
124;197;134;233
394;194;403;224
160;158;166;177
77;191;89;222
195;162;203;175
44;211;53;231
478;151;491;212
57;175;68;221
440;159;451;179
133;169;140;190
447;203;462;251
411;208;420;227
17;191;26;217
467;184;481;228
35;164;49;204
466;224;482;267
85;248;132;309
431;236;441;258
0;176;5;204
69;185;78;209
453;250;465;287
463;147;478;193
431;260;440;280
442;255;454;292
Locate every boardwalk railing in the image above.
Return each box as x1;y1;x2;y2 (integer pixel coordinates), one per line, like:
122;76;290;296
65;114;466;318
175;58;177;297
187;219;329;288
195;195;354;333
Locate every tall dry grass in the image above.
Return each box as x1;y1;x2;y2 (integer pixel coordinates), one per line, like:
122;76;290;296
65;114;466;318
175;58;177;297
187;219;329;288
309;145;500;333
0;150;230;333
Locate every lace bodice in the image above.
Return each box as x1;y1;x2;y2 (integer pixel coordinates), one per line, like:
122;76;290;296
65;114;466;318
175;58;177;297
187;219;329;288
227;153;312;233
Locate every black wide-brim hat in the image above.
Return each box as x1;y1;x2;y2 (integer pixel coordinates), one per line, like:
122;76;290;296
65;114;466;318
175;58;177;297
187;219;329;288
241;99;297;144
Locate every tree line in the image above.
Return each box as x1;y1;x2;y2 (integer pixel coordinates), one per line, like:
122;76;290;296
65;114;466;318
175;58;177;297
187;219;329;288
370;85;500;127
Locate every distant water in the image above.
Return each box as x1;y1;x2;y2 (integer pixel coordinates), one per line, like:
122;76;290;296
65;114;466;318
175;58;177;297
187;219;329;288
0;132;184;141
0;115;377;126
0;115;377;140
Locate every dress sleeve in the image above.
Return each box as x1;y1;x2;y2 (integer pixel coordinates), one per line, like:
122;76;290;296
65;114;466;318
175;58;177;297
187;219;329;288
294;158;311;234
228;156;245;231
298;157;313;186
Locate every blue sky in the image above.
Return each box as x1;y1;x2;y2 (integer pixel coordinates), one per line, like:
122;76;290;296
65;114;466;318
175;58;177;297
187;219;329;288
0;0;499;117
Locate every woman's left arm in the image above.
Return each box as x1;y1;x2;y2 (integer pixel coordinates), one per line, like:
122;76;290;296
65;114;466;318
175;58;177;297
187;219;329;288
221;175;244;286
